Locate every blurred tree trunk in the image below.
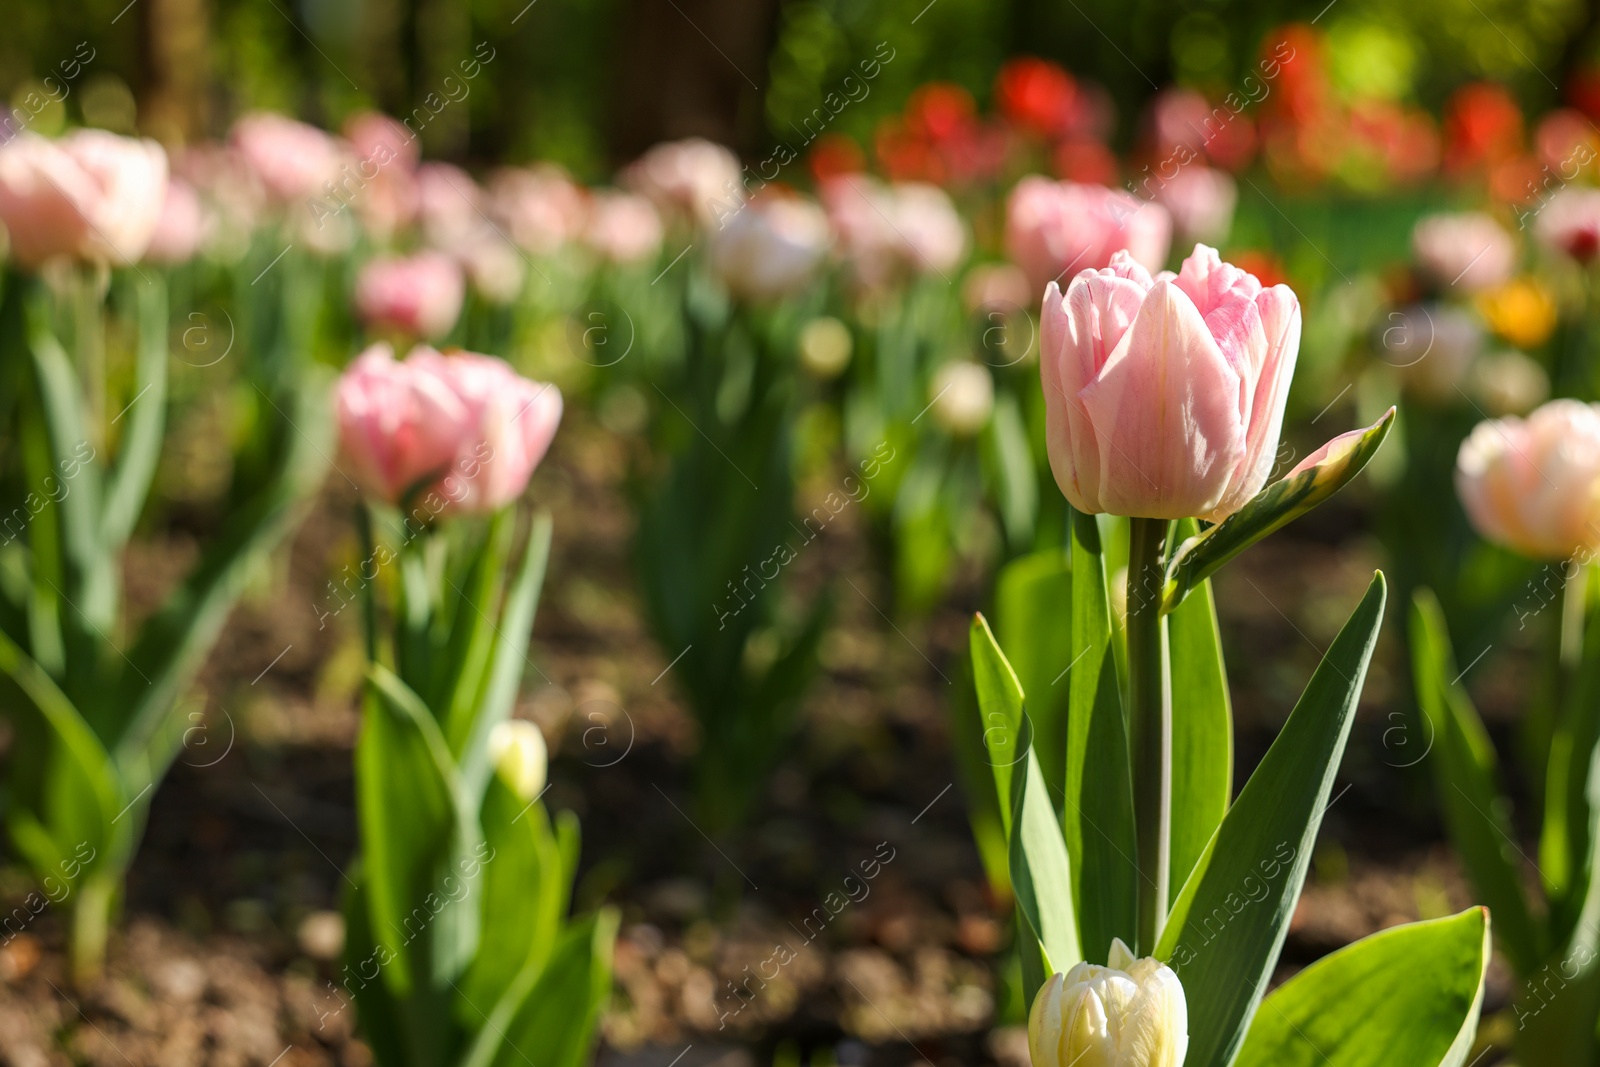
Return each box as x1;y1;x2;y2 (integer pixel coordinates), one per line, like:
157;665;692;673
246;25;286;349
611;0;780;161
140;0;210;144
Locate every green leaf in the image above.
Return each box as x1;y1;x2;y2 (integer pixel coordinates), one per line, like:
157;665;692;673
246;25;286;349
457;513;552;804
0;628;119;877
1167;552;1232;906
1008;713;1080;1004
1064;507;1136;963
100;277;168;550
462;909;619;1067
994;548;1071;795
356;666;460;997
1233;908;1491;1067
985;391;1038;549
1158;572;1387;1067
1541;570;1600;950
970;613;1026;839
1409;589;1543;975
440;511;514;756
457;778;565;1013
1163;410;1393;613
111;369;330;772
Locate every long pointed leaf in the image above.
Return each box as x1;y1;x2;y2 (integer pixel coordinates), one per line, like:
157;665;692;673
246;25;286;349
1009;714;1080;1004
1233;908;1491;1067
1167;557;1232;907
100;277;168;549
1158;572;1387;1067
1064;507;1136;962
1410;589;1543;975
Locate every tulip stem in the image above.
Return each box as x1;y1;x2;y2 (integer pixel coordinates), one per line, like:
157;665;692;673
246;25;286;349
1126;517;1172;955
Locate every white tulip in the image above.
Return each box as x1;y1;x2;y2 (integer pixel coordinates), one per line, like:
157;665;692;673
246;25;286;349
1028;939;1189;1067
487;719;548;801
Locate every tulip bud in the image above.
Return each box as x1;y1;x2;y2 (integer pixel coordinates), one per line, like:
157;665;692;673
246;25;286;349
798;317;853;379
1411;211;1515;294
1028;939;1188;1067
708;195;830;301
930;362;994;436
488;720;548;801
1469;350;1548;416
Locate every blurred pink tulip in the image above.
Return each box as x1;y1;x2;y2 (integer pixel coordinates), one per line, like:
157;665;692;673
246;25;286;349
343;111;419;243
412;348;564;513
1040;244;1301;521
355;252;466;340
0;130;168;267
1153;165;1237;244
623;137;742;228
489;165;586;255
231;112;349;205
337;343;478;505
416;163;483;248
823;176;966;287
1412;211;1515;292
709;194;830;301
962;262;1033;312
1006;176;1171;291
337;343;562;514
144;177;208;265
1456;399;1600;559
448;228;526;304
584;190;664;264
1534;187;1600;263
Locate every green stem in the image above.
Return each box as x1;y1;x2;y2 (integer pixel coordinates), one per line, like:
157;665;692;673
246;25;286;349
70;874;116;987
1127;517;1172;955
1561;563;1587;675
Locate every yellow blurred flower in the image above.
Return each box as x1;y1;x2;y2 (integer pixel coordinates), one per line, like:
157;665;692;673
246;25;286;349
1476;278;1557;349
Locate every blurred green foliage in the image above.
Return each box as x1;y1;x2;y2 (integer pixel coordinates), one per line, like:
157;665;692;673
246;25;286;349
0;0;1593;174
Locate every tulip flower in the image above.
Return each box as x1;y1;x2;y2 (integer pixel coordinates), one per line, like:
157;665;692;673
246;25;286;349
963;263;1033;312
1533;187;1600;264
336;343;562;514
624;137;743;228
354;251;466;341
1152;165;1237;244
1475;277;1556;349
343;111;420;243
929;361;994;435
1469;350;1548;415
1041;244;1299;521
823;176;967;287
489;164;587;255
1028;939;1188;1067
487;720;548;801
0;129;169;267
708;194;830;301
416;162;484;248
143;176;208;265
583;190;664;264
1411;211;1515;293
1456;399;1600;560
230;111;349;205
1006;176;1171;292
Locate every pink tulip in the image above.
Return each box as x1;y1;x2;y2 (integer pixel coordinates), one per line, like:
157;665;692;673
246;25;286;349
1153;165;1237;244
1456;399;1600;559
1411;211;1515;292
1040;244;1301;521
410;347;564;513
416;163;484;248
173;144;265;256
584;190;664;264
708;194;830;301
1533;187;1600;264
144;177;207;265
962;263;1033;312
489;165;587;256
1006;176;1171;291
231;113;348;207
0;130;168;267
337;343;479;505
355;252;466;340
623;137;742;228
343;111;419;243
447;227;526;304
336;344;562;514
823;176;967;287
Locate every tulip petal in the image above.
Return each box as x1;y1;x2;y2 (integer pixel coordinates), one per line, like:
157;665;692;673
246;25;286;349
1209;283;1302;519
1078;279;1245;519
